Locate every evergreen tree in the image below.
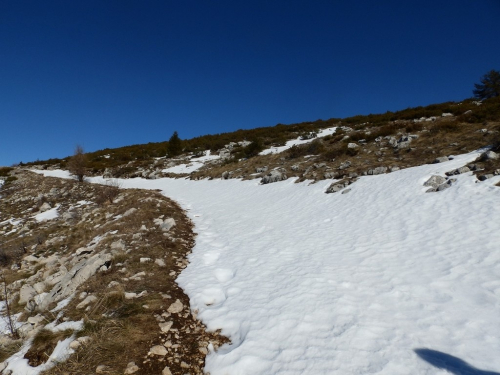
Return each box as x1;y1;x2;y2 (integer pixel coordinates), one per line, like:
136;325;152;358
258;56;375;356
473;70;500;99
167;131;182;157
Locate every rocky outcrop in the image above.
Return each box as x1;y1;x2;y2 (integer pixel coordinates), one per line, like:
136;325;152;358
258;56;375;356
261;170;287;184
38;252;113;311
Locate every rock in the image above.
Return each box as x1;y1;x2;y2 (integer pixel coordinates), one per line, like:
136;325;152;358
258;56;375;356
140;257;152;263
480;151;499;161
437;183;451;191
160;218;175;231
38;252;112;311
69;340;81;350
155;258;166;267
261;170;287;184
347;143;358;149
167;299;184;314
445;166;470;176
367;167;387;175
221;171;230;179
424;175;447;188
150;345;168;356
255;166;268;173
123;208;137;217
390;166;400;172
76;295;98;309
478;174;494;181
338;161;351;170
162;366;173;375
341;188;351;194
111;240;126;251
39;202;51;212
159;321;173;333
96;364;111;373
124;362;139;374
433;156;449;163
291;165;300;171
19;284;37;305
27;314;45;326
442;112;453;117
62;211;77;221
463;110;472;115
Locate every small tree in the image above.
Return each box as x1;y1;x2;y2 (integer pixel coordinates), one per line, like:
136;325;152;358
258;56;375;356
67;145;87;182
473;70;500;100
167;131;182;157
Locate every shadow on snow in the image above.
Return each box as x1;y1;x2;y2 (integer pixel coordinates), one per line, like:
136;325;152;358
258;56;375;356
415;349;500;375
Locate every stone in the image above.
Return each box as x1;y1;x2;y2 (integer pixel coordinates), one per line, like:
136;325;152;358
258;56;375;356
367;167;387;175
481;150;499;161
96;364;111;373
437;183;451;191
478;174;494;181
347;143;358;149
159;321;173;333
155;258;166;267
261;170;287;184
255;166;268;173
341;188;351;194
123;208;137;217
150;345;168;356
39;202;51;212
442;112;453;117
27;314;45;326
445;166;470;176
434;156;449;163
110;240;126;251
124;362;139;374
160;218;176;231
69;340;81;350
167;299;184;314
162;366;173;375
291;165;299;171
338;161;351;170
423;175;447;188
139;257;152;263
19;284;37;305
76;295;98;309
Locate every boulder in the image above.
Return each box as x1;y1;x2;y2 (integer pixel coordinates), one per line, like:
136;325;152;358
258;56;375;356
255;166;268;173
39;202;51;212
433;156;449;163
367;167;387;175
261;170;287;184
424;175;447;188
167;299;184;314
480;151;499;161
338;161;351;170
347;143;358;149
445;166;470;176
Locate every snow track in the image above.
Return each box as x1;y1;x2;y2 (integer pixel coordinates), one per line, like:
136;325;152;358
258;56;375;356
40;150;500;374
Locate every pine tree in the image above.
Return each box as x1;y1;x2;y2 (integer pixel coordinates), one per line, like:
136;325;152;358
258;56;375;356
473;70;500;99
167;131;182;157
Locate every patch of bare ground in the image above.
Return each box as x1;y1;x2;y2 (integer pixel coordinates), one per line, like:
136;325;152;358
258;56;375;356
190;118;500;185
0;171;228;375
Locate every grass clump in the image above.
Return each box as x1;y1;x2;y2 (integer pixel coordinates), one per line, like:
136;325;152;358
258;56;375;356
24;328;75;366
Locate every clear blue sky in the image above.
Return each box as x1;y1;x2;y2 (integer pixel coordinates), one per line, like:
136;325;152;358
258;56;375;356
1;0;499;166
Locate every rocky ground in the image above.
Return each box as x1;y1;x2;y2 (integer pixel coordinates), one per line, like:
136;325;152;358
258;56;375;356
0;171;227;375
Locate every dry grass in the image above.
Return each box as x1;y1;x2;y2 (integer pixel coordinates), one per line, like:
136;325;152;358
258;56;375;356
24;328;75;366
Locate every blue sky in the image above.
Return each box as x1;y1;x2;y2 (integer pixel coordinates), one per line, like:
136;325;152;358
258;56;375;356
1;0;499;166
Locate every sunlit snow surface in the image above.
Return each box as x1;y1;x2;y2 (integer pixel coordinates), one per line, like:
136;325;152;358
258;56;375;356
259;127;337;155
39;150;500;374
162;151;220;174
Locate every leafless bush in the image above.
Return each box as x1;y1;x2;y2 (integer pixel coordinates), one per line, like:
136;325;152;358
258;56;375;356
96;179;122;205
67;145;88;182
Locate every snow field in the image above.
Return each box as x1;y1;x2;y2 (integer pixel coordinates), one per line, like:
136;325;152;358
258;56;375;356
39;150;500;374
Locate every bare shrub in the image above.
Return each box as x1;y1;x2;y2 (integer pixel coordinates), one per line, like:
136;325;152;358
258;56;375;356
67;145;88;182
96;179;122;205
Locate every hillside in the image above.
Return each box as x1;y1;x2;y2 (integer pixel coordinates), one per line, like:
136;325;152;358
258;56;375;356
1;97;500;374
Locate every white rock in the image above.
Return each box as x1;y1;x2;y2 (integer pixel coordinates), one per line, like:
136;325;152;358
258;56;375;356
155;258;166;267
96;365;111;374
124;362;139;374
150;345;168;356
167;299;184;314
159;321;173;333
76;295;98;309
162;366;172;375
19;284;37;305
140;257;152;263
69;340;81;350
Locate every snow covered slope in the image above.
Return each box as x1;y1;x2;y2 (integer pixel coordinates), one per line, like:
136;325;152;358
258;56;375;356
40;150;500;374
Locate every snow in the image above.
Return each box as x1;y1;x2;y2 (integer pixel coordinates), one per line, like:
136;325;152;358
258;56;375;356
33;205;60;222
260;127;337;155
3;335;77;375
162;151;220;174
37;150;500;374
